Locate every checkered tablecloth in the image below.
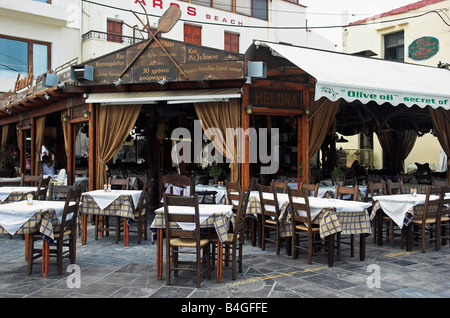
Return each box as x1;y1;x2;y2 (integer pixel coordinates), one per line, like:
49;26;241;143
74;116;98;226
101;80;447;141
370;200;434;228
151;205;234;243
79;193;138;220
0;186;37;204
0;200;66;242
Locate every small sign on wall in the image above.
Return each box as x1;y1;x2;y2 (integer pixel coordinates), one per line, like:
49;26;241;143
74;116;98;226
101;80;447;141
408;36;439;61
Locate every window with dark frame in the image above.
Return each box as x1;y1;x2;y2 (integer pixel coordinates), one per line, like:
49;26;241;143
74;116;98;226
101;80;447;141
184;24;202;45
224;32;239;53
384;31;404;62
107;19;123;43
182;0;268;20
0;35;51;79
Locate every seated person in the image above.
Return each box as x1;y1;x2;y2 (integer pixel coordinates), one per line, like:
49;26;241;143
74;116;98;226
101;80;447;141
42;155;55;175
351;160;366;176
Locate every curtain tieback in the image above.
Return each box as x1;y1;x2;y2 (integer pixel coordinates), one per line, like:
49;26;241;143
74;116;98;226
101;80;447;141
98;157;109;171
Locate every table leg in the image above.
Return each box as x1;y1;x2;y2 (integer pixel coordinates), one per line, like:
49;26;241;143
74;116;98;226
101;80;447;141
377;210;383;246
24;234;29;261
217;241;223;283
405;224;413;251
360;234;365;261
327;234;334;267
81;214;87;245
156;228;163;280
42;239;49;277
124;218;129;246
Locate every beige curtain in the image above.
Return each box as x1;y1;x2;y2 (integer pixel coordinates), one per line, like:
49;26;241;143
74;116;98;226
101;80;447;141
309;97;340;159
34;116;45;175
377;129;417;172
429;106;450;180
1;125;8;147
194;99;240;182
96;104;142;189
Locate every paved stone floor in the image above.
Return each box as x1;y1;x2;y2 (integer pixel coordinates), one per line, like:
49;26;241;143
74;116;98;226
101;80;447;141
1;221;450;301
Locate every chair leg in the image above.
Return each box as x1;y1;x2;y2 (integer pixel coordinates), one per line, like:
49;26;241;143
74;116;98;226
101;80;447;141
57;239;63;275
27;235;34;275
115;217;120;244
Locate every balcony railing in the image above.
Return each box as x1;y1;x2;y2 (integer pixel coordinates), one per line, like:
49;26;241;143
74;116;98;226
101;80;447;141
82;30;145;45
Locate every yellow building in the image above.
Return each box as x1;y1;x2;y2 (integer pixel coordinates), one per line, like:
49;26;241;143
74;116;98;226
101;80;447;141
342;0;450;173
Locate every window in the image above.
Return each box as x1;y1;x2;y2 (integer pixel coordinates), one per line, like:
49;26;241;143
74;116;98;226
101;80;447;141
384;31;404;62
184;0;268;20
224;32;239;53
0;36;51;79
184;24;202;45
107;19;123;43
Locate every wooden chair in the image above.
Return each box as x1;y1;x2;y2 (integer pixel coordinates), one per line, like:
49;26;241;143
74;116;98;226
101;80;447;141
109;177;130;190
245;176;258;246
225;180;242;211
48;183;76;201
402;186;448;252
161;174;195;201
74;168;88;176
27;188;81;275
387;180;404;195
438;186;450;248
210;190;250;280
130;179;154;244
163;194;210;288
288;188;330;264
34;176;51;200
20;173;42;186
299;182;319;197
270;179;288;193
433;179;449;188
258;184;282;254
334;185;359;259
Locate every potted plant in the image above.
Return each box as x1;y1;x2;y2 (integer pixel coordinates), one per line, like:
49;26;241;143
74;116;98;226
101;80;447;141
208;164;222;185
331;166;345;185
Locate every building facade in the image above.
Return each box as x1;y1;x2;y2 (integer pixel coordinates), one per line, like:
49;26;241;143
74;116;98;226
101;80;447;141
341;0;450;172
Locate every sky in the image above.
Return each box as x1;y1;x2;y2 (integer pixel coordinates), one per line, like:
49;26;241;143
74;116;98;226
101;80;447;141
299;0;421;47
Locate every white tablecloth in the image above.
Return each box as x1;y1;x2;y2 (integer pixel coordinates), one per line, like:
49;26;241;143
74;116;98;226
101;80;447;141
0;186;37;202
82;190;141;210
0;200;66;235
155;204;233;230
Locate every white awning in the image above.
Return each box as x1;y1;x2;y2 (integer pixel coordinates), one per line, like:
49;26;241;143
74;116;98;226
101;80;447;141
259;42;450;110
85;88;241;105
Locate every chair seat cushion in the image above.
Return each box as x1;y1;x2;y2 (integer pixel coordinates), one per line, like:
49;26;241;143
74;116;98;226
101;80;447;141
170;237;209;247
412;216;450;225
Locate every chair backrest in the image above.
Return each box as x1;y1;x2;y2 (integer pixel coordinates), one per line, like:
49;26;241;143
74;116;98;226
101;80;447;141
270;179;288;193
288;187;312;227
21;173;42;186
335;185;359;201
440;185;450;219
366;180;386;202
34;176;51;200
60;188;82;232
387;180;403;195
163;194;201;242
109;177;130;190
48;183;76;200
75;168;88;176
161;174;195;198
258;184;280;219
248;176;256;191
225;180;242;210
299;182;319;197
233;190;250;242
418;186;444;223
432;179;448;188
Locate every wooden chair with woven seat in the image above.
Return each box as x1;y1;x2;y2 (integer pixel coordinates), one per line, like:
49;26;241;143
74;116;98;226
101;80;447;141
20;173;42;186
438;186;450;248
161;174;195;200
334;185;359;259
244;176;257;246
270;179;288;193
225;180;242;211
210;190;250;280
401;186;448;252
299;182;319;197
48;183;77;201
109;177;130;190
164;193;211;288
288;188;331;264
258;184;282;254
27;188;82;275
130;179;154;244
34;176;51;200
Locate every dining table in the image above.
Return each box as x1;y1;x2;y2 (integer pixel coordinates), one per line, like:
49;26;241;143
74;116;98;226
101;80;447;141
370;193;439;249
0;186;37;204
0;200;67;277
79;189;142;246
246;191;372;266
151;204;234;283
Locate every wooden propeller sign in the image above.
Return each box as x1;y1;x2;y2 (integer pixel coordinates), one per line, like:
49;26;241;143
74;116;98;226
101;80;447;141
118;4;187;81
